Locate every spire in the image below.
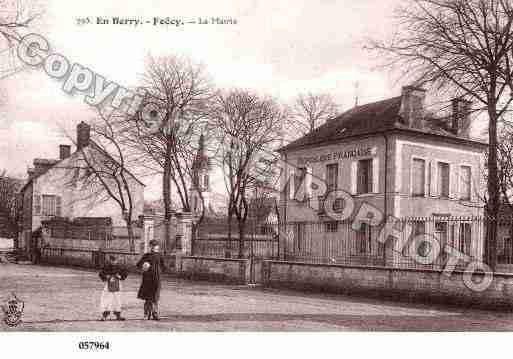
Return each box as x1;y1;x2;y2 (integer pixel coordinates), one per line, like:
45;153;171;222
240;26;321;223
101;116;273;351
192;133;208;170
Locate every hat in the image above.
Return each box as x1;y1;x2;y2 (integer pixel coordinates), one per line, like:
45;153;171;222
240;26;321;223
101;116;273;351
149;240;159;247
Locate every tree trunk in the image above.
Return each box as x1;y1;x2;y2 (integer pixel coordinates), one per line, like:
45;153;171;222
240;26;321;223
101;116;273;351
163;140;173;253
238;221;245;258
227;207;233;257
487;106;499;270
126;220;135;253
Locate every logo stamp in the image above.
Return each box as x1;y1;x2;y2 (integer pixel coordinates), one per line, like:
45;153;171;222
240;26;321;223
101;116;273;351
1;293;24;327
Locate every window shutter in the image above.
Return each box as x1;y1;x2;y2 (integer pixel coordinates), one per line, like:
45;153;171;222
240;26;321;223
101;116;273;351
412;159;425;196
34;194;41;215
305;167;312;199
460;166;471;201
351;161;357;194
430;162;437;196
56;196;62;216
372;158;379;193
450;164;457;199
367;160;373;193
437;162;450;197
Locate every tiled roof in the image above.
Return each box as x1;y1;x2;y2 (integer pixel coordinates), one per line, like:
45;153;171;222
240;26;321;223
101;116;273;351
279;96;488;152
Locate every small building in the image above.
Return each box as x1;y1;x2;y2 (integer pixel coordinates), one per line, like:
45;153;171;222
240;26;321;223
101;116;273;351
278;86;487;266
18;122;145;254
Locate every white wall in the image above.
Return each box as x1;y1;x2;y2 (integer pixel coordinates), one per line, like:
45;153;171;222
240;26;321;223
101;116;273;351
32;147;144;229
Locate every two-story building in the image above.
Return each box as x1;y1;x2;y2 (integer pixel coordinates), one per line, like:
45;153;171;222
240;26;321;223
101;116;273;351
18;122;145;253
278;86;487;265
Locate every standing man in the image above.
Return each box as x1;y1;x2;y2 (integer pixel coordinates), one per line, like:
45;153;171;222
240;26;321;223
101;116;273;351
136;240;166;320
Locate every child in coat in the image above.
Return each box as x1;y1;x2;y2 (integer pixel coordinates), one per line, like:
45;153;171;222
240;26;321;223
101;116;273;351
99;255;128;321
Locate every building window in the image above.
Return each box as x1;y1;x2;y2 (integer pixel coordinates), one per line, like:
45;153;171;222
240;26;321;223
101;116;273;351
437;162;450;198
34;194;41;215
293;222;306;252
325;221;338;233
41;195;61;217
355;222;371;254
326;164;338;192
412;158;426;196
500;237;513;264
357;159;373;194
406;221;426;257
459;166;471;201
459;222;471;255
295;167;307;196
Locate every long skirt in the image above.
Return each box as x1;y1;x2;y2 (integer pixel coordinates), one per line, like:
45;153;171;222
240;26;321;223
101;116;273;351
99;283;122;312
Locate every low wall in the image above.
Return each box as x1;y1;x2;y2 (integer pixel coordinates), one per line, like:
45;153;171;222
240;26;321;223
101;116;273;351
176;255;250;284
43;237;144;252
41;247;176;273
262;260;513;309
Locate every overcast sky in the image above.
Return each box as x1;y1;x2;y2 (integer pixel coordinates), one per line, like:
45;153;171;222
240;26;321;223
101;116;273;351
1;0;409;200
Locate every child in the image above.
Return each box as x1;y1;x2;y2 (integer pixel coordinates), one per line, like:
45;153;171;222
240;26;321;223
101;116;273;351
99;255;128;321
136;240;166;320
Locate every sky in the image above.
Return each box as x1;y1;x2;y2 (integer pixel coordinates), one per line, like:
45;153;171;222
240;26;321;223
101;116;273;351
1;0;413;200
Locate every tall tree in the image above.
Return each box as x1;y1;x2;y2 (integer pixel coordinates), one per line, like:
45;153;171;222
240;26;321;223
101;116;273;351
287;92;339;138
211;89;285;257
64;112;141;252
369;0;513;269
125;54;213;251
0;170;22;242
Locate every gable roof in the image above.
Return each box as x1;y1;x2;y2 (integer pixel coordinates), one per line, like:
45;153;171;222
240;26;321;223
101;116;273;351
279;96;488;153
20;141;145;193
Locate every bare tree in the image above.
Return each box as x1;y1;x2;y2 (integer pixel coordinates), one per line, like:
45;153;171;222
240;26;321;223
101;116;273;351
287;92;339;138
368;0;513;269
63;112;142;252
125;54;213;251
0;170;22;243
211;89;285;257
0;0;42;80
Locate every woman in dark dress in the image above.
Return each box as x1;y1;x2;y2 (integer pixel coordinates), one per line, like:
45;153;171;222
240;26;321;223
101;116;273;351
136;240;166;320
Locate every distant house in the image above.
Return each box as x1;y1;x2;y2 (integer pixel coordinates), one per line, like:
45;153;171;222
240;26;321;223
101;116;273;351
18;122;145;253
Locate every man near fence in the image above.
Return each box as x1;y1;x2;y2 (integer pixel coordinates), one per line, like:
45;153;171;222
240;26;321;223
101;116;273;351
136;240;167;320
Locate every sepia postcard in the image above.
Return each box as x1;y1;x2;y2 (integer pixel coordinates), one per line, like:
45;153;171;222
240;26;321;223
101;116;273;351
1;0;513;356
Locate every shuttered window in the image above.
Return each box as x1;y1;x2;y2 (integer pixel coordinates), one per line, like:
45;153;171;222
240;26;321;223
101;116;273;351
460;166;471;201
326;164;338;192
355;222;371;254
357;159;373;194
437;162;450;198
295;167;307;195
33;194;41;215
459;223;471;255
412;158;426;196
42;195;61;216
294;222;306;251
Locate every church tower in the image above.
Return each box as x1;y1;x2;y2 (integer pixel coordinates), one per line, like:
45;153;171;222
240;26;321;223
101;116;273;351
190;134;211;214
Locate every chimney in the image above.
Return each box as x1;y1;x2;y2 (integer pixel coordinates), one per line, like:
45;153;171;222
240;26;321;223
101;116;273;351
59;144;71;160
399;85;427;128
76;121;91;150
33;158;58;176
451;98;472;137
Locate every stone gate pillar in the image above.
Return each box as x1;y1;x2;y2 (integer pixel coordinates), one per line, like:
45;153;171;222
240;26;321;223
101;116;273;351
176;212;193;255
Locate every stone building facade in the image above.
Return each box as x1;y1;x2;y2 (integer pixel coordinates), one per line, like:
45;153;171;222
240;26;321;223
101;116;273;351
278;86;487;264
18;122;145;253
